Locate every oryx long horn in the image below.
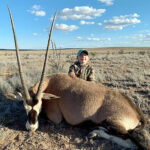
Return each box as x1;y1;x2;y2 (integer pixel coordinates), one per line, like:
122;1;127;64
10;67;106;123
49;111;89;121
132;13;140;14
35;11;57;100
8;6;31;102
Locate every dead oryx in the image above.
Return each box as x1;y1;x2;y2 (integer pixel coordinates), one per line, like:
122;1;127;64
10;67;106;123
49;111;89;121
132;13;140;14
8;6;150;150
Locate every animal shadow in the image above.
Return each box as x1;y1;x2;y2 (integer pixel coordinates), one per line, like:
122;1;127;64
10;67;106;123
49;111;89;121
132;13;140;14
0;94;27;131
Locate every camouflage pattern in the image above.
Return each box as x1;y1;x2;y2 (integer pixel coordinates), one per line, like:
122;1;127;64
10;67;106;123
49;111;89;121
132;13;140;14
68;61;95;81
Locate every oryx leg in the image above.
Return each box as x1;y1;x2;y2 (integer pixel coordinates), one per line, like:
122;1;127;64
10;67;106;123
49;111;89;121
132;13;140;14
88;127;138;149
101;118;128;135
43;99;63;124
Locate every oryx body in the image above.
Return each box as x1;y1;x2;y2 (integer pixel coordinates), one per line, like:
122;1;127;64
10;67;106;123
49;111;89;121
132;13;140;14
31;73;144;133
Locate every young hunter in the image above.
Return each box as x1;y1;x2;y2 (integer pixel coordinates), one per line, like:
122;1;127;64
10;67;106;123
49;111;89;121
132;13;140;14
68;49;95;82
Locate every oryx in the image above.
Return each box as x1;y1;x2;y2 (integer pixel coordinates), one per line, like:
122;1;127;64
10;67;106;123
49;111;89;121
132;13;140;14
8;6;150;150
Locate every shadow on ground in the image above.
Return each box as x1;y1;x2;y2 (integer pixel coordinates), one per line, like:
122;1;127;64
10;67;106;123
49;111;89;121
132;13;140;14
0;94;27;131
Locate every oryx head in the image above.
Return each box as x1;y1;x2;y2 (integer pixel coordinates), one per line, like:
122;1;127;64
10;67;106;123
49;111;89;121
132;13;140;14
8;6;57;131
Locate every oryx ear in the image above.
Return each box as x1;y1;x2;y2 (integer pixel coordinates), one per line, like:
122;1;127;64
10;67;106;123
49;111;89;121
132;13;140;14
42;93;60;100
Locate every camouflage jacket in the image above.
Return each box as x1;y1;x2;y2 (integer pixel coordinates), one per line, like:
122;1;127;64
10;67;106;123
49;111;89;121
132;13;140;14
68;61;95;81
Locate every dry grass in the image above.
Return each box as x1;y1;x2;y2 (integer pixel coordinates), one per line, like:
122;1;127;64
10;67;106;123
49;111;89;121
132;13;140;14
0;47;150;150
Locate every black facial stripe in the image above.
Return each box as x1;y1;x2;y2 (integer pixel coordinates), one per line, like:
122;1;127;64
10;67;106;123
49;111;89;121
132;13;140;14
26;99;38;107
28;109;38;124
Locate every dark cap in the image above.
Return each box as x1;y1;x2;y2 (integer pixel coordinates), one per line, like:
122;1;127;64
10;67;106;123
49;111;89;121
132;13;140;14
77;49;88;56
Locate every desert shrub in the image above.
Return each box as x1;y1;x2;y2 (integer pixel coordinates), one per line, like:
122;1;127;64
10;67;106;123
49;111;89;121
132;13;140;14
48;59;68;74
25;72;41;86
0;78;14;95
0;71;41;95
0;62;8;74
103;52;110;60
48;51;68;74
0;62;17;75
90;52;97;57
138;51;145;55
7;63;18;72
7;74;22;92
95;70;106;83
66;53;76;64
24;65;41;82
144;70;150;77
130;72;146;87
118;49;124;54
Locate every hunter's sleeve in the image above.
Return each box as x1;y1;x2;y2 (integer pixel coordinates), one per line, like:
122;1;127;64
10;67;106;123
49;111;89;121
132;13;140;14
88;67;95;82
68;64;75;75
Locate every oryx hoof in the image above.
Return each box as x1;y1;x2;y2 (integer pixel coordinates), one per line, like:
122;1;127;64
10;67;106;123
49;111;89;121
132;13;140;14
87;132;97;139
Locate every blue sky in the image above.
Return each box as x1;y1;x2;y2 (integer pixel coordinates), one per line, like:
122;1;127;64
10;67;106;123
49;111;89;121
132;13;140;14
0;0;150;49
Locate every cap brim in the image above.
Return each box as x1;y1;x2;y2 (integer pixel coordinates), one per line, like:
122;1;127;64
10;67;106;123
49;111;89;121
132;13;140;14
78;50;88;55
82;50;88;55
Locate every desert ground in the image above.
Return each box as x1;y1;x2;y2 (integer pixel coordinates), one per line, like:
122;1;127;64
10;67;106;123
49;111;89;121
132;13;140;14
0;47;150;150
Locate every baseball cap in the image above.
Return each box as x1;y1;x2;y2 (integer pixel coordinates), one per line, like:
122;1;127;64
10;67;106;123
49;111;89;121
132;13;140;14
77;49;88;56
